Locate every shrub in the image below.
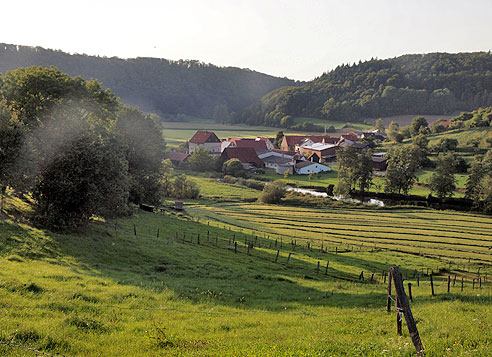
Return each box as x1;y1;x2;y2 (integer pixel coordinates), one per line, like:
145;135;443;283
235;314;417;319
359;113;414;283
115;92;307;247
260;181;287;203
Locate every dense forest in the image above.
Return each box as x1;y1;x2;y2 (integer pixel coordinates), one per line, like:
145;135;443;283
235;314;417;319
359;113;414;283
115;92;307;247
234;52;492;127
0;44;297;119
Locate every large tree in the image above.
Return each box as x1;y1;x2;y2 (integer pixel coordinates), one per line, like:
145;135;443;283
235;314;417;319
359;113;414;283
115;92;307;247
429;153;457;199
33;132;129;230
384;146;420;194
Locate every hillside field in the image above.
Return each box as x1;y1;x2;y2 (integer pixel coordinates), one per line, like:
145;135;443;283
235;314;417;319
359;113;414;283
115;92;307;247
1;191;492;356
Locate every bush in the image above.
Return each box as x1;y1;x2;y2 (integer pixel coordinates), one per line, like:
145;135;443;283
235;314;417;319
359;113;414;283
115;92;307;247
222;158;247;178
260;181;286;203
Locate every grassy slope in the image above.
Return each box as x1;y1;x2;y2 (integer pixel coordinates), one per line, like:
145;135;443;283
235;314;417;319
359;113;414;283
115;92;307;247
1;192;492;356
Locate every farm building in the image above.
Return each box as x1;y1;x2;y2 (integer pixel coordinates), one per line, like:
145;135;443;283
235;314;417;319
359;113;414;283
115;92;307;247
165;151;190;168
188;130;221;155
258;149;303;161
295;161;331;175
280;135;337;151
262;155;294;174
219;147;265;170
372;157;388;171
299;142;338;163
225;137;274;151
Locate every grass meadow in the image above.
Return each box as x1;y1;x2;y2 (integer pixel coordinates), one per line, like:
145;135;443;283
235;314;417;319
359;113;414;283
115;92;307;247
1;189;492;356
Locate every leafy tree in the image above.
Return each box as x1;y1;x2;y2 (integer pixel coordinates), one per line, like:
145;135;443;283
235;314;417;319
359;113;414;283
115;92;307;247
222;158;247;178
384;146;420;194
334;146;359;195
188;147;216;172
33;133;129;230
335;146;373;195
374;118;385;133
429;153;457;199
466;150;492;211
387;121;400;142
410;116;429;136
433;138;458;154
114;107;166;205
260;181;286;203
412;134;430;167
171;174;199;199
275;131;284;149
0;102;24;209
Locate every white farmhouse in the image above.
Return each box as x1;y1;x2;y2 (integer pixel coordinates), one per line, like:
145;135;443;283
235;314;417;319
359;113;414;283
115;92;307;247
295;161;331;175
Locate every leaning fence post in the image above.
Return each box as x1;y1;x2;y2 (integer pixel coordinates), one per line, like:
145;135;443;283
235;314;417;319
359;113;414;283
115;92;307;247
447;275;450;293
461;277;464;292
133;224;137;236
234;242;237;254
389;266;425;354
317;261;320;274
157;228;160;238
274;250;279;263
325;261;329;275
286;253;292;266
408;282;413;302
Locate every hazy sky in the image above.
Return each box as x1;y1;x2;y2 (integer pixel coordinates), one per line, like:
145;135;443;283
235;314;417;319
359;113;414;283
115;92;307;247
2;0;492;80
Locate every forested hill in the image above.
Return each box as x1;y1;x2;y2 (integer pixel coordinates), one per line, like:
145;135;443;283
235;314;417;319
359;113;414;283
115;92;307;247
234;52;492;127
0;43;297;118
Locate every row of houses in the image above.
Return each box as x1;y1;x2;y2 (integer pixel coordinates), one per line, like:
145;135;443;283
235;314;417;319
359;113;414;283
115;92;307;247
167;130;388;175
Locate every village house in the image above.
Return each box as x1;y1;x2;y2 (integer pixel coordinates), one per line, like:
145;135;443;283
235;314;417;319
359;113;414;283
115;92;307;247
372;157;389;171
280;135;337;151
299;142;338;163
219;147;265;170
262;155;294;175
188;130;222;155
165;151;190;168
294;161;331;175
224;137;274;151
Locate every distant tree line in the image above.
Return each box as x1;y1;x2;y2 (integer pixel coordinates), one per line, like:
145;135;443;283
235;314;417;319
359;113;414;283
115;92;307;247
0;43;297;120
0;66;167;230
234;52;492;127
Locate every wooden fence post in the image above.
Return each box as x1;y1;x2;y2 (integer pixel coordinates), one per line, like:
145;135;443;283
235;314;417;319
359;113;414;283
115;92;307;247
133;224;137;236
325;261;329;275
317;261;320;274
286;253;292;266
430;274;435;296
461;277;464;292
396;295;402;335
389;266;425;354
197;233;200;245
416;275;420;287
275;250;279;263
386;270;392;313
408;283;413;302
447;275;450;293
234;242;237;254
157;228;159;238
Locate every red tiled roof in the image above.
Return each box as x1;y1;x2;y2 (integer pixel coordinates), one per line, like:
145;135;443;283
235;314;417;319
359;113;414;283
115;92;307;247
272;149;297;156
283;135;337;146
229;138;268;150
166;151;190;162
340;133;359;141
189;130;220;144
221;147;265;167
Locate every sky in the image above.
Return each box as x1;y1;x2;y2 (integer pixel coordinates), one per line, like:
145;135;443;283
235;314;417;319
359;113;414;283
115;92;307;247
2;0;492;81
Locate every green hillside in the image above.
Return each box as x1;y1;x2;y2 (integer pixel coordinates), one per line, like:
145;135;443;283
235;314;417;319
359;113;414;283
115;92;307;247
0;43;298;118
234;52;492;127
1;190;492;356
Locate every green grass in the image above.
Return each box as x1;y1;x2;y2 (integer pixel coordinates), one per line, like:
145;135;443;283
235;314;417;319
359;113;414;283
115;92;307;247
1;190;492;355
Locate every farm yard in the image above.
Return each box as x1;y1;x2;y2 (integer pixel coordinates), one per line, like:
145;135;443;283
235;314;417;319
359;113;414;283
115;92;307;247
1;191;492;356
